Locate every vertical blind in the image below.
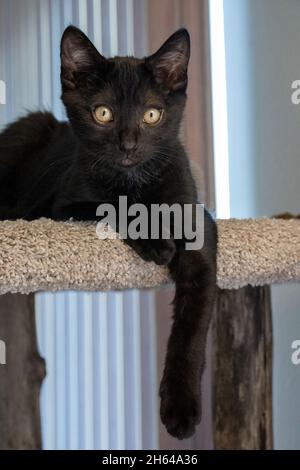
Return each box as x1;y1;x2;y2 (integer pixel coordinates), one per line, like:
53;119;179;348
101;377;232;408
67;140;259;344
0;0;158;450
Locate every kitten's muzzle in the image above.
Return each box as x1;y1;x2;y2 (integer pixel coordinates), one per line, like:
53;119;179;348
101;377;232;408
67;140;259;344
119;144;140;168
118;132;140;167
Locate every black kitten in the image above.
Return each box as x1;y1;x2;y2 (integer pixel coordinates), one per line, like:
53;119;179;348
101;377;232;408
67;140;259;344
0;26;217;439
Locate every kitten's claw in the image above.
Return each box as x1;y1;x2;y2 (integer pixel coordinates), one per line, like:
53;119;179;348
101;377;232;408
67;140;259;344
159;381;201;440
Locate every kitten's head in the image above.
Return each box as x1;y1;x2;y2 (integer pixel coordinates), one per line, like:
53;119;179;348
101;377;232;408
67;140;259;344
60;25;190;176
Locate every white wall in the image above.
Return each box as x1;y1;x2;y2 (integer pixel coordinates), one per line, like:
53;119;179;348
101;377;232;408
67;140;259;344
223;0;300;449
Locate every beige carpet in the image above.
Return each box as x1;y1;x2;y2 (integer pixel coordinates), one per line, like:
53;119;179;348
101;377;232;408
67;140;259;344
0;217;299;294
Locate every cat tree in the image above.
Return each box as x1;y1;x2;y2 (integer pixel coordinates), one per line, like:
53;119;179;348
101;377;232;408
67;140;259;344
1;216;300;449
0;217;299;294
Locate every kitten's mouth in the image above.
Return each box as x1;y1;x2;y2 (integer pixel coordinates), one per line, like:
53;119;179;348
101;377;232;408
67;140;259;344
120;156;139;168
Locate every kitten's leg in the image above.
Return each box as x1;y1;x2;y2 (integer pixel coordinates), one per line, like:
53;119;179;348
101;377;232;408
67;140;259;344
0;206;20;220
52;201;100;220
160;219;217;439
125;238;176;265
124;210;176;266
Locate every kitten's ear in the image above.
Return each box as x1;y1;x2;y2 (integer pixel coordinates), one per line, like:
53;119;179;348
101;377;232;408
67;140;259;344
146;29;190;92
61;25;105;90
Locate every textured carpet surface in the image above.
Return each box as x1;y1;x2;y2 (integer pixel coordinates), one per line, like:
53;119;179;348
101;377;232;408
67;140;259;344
0;217;299;294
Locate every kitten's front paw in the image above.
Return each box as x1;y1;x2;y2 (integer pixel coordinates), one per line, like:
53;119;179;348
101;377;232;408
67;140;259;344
129;239;176;266
159;380;201;440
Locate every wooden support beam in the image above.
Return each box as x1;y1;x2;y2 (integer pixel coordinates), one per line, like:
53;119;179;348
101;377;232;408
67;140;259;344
213;286;273;449
0;293;45;449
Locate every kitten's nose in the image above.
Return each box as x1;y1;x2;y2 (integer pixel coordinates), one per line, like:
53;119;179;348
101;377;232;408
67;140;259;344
119;131;138;154
119;139;137;153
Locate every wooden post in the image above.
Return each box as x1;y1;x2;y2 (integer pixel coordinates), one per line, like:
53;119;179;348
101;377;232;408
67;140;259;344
0;293;45;449
213;286;273;449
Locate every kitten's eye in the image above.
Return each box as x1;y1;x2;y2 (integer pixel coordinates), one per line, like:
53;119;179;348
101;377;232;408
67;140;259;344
143;108;162;125
94;106;113;124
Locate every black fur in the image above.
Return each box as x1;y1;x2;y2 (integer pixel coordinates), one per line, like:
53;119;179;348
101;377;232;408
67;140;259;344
0;26;217;439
